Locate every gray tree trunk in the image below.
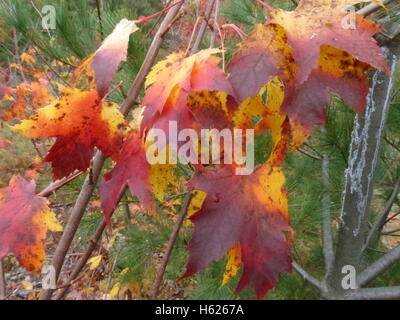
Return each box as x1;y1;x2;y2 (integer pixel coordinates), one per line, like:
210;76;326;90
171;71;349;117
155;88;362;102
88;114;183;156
324;42;400;298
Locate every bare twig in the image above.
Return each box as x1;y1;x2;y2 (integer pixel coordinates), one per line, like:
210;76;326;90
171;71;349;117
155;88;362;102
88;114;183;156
362;174;400;253
292;261;324;291
54;219;106;300
384;136;400;153
0;259;6;300
357;0;394;17
358;245;400;287
209;0;221;48
382;227;400;235
38;171;83;197
146;0;173;37
31;139;46;160
190;0;216;55
185;16;202;57
39;152;106;300
346;286;400;300
151;192;192;299
137;0;184;24
384;211;400;225
322;156;334;274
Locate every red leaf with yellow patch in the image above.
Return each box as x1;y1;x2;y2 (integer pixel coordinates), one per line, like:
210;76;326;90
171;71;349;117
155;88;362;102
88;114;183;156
141;49;237;135
183;164;293;299
269;0;389;84
0;176;62;272
227;23;296;102
284;45;372;129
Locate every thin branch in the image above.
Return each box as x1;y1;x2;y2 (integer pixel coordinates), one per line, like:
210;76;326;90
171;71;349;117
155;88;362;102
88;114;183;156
95;0;104;40
38;171;83;197
0;258;6;300
292;261;324;291
54;219;106;300
346;286;400;300
362;174;400;253
215;21;226;72
322;156;334;274
358;245;400;287
31;139;44;160
221;24;247;40
357;0;394;17
382;227;400;235
384;136;400;153
136;0;184;24
209;0;221;48
146;0;173;37
39;2;186;300
151;192;192;299
384;211;400;226
185;16;202;57
190;0;216;55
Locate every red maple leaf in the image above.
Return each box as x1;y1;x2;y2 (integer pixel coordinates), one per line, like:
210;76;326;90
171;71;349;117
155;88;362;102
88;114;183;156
0;176;62;272
182;164;293;299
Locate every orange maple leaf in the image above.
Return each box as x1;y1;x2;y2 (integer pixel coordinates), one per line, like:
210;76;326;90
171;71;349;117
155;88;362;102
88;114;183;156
12;87;127;179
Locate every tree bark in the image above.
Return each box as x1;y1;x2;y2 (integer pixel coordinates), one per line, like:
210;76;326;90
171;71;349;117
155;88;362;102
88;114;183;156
325;44;399;296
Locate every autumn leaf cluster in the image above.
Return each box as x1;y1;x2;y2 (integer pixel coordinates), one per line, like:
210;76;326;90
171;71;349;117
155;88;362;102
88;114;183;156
0;1;390;299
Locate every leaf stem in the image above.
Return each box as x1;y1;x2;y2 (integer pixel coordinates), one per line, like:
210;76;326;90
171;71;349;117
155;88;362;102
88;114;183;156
136;0;184;24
